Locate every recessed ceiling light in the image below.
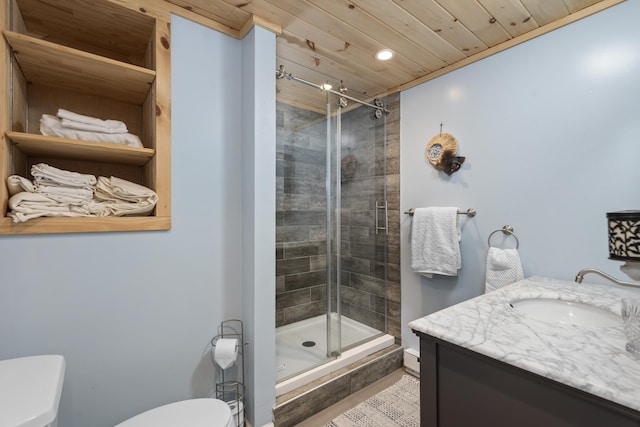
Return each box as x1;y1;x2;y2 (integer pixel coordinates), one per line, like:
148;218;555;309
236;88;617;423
321;82;333;90
375;49;394;61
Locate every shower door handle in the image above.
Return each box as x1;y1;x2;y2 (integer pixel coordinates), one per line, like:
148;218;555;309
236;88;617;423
375;201;388;235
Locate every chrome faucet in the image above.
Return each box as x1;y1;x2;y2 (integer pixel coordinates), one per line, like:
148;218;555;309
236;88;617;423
575;268;640;288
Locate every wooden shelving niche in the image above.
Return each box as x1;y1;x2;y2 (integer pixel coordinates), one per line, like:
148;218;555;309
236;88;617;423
0;0;171;234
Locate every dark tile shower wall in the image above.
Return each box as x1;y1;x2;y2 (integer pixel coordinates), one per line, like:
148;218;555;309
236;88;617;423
275;93;401;344
276;104;327;327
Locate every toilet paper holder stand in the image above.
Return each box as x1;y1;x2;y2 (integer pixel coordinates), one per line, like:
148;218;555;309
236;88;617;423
211;319;246;427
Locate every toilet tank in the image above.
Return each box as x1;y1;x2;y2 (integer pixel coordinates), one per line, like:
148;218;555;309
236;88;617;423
0;355;65;427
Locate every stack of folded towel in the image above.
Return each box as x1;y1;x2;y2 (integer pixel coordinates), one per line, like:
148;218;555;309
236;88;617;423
7;164;96;223
6;163;158;223
39;108;143;148
31;163;96;204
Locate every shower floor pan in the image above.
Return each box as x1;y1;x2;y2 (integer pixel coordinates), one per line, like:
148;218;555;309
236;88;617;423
276;314;394;396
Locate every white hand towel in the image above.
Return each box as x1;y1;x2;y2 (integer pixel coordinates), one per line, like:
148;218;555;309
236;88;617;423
88;200;156;217
31;163;97;189
410;207;461;277
7;192;92;223
57;108;128;133
60;118;127;134
485;247;524;293
36;184;94;204
40;114;143;148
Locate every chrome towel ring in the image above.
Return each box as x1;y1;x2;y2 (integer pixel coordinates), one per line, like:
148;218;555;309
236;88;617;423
488;225;519;249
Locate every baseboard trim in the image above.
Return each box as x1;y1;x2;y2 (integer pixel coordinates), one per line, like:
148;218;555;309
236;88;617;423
403;347;420;377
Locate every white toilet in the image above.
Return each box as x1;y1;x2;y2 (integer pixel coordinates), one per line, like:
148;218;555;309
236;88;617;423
114;398;233;427
0;355;234;427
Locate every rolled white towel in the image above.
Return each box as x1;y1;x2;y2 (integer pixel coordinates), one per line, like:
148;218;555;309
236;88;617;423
99;176;157;203
40;114;143;148
92;176;158;217
57;108;128;133
94;176;157;203
7;175;36;196
31;163;97;189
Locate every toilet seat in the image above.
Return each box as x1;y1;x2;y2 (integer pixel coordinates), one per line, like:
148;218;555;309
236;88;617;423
114;398;233;427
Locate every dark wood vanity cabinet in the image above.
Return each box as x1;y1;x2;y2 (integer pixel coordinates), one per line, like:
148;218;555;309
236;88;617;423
416;331;640;427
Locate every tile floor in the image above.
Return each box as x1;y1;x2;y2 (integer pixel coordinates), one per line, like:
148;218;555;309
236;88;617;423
295;368;408;426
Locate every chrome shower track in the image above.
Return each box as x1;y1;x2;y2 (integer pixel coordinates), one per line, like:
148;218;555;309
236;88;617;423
275;65;390;114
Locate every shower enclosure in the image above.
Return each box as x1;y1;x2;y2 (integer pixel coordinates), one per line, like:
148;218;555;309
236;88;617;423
275;69;394;390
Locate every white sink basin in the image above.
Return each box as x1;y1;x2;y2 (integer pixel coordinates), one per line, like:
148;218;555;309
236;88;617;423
510;298;620;328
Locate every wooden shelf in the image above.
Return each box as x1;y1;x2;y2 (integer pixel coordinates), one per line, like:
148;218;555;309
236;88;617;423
3;30;155;104
15;0;155;66
6;132;156;166
0;215;171;234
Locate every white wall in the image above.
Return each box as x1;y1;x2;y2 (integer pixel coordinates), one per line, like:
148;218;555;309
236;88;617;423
401;1;640;351
0;15;276;427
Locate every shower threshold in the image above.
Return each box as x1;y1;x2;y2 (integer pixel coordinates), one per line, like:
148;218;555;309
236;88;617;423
275;314;395;397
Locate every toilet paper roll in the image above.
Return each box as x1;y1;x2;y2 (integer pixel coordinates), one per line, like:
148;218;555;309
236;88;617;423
214;338;238;370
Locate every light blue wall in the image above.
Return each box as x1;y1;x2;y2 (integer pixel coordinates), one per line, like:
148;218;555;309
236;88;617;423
0;15;275;427
401;1;640;351
241;26;277;427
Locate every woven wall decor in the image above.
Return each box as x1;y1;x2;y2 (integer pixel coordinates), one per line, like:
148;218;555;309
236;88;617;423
425;132;465;176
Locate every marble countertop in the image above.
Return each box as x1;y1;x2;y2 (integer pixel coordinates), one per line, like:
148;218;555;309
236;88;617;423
409;276;640;412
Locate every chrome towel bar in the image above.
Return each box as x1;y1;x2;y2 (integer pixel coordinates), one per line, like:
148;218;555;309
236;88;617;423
404;207;476;217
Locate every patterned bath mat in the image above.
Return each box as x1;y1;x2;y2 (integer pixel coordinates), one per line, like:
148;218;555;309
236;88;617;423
323;375;420;427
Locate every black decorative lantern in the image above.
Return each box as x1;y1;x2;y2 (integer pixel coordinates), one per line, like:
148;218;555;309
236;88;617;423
607;210;640;280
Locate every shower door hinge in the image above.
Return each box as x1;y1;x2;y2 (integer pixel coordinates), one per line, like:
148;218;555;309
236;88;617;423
375;200;388;235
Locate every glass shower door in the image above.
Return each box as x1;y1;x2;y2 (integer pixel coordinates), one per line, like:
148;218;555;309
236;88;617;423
335;99;388;351
275;80;388;382
328;95;389;356
275;88;341;381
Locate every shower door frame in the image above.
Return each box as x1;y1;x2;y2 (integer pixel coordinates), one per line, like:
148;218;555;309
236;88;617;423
325;98;342;359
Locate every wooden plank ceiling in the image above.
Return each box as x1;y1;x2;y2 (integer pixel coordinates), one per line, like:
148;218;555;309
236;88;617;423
167;0;622;112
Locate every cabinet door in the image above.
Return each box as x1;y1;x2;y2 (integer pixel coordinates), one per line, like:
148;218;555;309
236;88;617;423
419;334;640;427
